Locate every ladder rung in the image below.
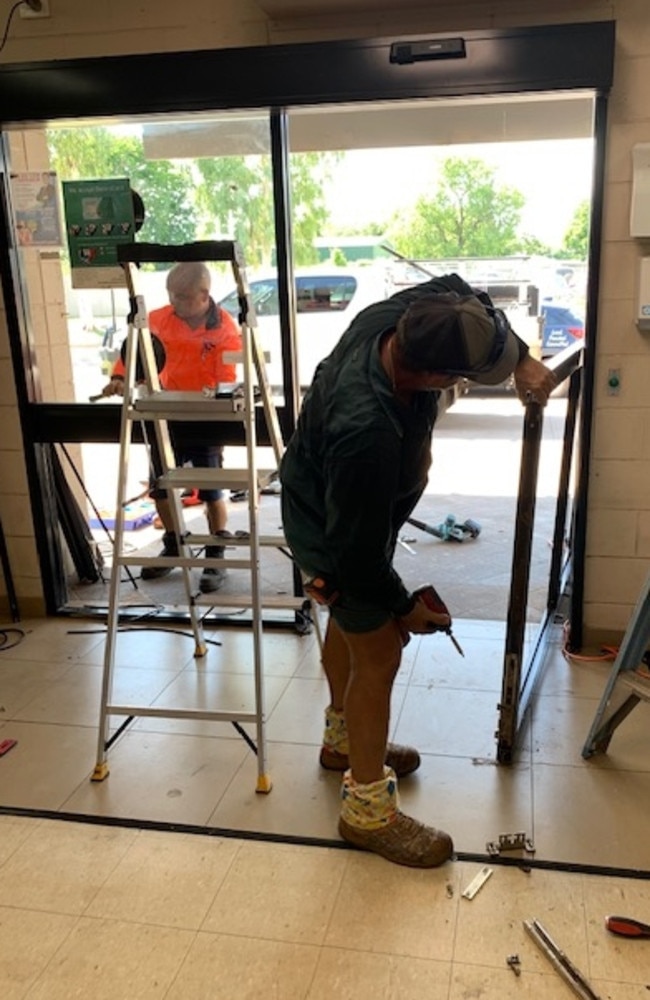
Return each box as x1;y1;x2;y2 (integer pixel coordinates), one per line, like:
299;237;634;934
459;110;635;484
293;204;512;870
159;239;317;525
620;673;650;700
105;705;260;723
193;594;310;610
187;533;288;548
132;391;245;416
157;468;276;490
118;555;253;570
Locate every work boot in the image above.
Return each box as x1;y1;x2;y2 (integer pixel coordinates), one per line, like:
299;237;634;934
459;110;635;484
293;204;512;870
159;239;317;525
338;767;453;869
320;743;421;778
319;706;421;778
141;531;179;580
199;545;227;594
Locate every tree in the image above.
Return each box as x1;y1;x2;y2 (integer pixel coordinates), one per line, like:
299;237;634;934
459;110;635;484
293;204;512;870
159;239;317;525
560;200;590;259
194;151;337;268
385;157;525;259
47;127;199;251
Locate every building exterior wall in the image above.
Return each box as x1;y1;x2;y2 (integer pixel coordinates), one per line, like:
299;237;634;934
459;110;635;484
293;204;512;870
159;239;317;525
0;0;647;644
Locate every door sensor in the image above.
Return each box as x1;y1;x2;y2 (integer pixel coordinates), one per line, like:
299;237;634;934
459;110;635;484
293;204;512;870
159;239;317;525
390;38;466;65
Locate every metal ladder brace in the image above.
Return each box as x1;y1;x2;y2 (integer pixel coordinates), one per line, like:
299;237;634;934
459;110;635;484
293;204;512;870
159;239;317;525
582;571;650;758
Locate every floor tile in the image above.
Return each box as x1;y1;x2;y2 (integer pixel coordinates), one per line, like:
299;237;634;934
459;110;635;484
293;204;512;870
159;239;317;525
0;658;79;719
61;730;249;825
164;930;320;1000
86;829;240;929
26;916;194;1000
449;963;578;998
0;905;77;1000
265;674;408;747
583;872;650;984
0;819;136;913
0;723;98;810
206;742;343;839
452;865;587;971
307;949;451;999
325;852;458;961
203;840;347;944
1;619;105;663
410;634;508;691
0;815;40;865
532;692;650;771
394;685;525;761
187;627;317;677
11;663;183;728
398;755;533;856
533;763;650;868
148;669;292;721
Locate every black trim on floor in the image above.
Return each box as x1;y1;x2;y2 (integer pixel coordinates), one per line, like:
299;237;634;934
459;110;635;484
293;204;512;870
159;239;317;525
1;805;648;881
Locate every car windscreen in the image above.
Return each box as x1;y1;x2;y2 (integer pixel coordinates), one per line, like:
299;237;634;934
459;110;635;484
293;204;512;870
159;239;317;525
220;275;358;318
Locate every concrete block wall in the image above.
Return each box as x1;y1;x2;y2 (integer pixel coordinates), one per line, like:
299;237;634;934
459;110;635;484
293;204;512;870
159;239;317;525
0;0;647;644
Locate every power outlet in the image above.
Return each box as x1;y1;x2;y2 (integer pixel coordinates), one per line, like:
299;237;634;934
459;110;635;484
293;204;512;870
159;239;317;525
20;0;51;17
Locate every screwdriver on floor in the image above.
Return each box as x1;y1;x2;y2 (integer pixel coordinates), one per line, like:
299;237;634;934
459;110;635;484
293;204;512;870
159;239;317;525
412;584;465;657
606;915;650;938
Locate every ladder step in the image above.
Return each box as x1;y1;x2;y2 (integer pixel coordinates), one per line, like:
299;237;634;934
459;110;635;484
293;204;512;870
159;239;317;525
118;555;253;570
157;468;277;490
187;533;288;548
620;673;650;700
105;705;260;724
132;390;245;416
193;593;310;611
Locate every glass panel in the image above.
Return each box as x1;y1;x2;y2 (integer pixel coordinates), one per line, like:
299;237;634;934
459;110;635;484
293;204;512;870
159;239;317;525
286;93;594;626
7;112;273;404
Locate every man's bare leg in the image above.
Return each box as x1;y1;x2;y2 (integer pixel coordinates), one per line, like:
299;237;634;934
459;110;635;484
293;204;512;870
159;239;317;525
333;617;453;867
320;617;420;780
206;497;228;534
338;620;401;784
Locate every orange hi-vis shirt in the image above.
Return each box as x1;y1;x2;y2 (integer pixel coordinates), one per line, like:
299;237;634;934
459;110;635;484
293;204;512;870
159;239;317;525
113;299;242;390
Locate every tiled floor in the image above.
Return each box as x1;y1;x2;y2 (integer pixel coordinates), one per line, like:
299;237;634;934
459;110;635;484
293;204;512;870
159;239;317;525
1;612;650;997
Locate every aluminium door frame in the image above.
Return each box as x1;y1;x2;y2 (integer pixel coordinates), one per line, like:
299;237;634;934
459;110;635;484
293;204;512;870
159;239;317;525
0;21;615;630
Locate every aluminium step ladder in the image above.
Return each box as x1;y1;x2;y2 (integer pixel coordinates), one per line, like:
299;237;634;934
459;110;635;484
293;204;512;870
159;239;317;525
92;239;306;793
582;571;650;758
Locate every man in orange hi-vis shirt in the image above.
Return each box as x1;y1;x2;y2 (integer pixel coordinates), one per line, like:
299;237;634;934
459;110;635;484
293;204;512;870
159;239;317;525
102;261;242;593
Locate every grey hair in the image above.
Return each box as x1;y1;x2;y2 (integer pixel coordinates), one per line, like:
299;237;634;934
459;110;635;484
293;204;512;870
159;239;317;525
166;261;211;294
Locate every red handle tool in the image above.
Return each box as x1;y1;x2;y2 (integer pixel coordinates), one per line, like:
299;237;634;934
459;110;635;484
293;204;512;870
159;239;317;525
412;585;464;657
606;915;650;938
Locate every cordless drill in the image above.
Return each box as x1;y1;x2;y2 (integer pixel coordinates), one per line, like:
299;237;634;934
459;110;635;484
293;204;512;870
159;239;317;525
412;584;464;657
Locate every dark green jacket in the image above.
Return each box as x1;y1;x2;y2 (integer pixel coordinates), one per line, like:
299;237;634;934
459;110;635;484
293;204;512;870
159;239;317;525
280;274;513;615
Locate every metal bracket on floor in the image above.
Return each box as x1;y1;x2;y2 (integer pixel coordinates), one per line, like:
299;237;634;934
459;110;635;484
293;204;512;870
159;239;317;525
486;832;535;857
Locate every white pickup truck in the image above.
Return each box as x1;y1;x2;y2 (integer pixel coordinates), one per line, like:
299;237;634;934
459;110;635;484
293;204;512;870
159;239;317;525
218;264;463;412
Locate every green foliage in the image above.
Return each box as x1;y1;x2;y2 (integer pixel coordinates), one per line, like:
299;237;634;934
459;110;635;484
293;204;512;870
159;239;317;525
47;127;198;259
194;151;336;268
330;247;347;266
47;127;337;270
385;157;525;259
560;199;590;259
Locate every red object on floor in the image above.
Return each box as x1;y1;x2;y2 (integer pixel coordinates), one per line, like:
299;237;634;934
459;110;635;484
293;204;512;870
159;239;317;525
181;489;202;507
0;738;17;756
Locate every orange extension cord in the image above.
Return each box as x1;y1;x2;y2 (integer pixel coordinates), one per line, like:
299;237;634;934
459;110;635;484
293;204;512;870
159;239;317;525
561;620;650;678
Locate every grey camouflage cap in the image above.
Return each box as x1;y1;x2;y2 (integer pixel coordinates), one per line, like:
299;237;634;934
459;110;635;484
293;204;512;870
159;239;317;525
397;293;521;385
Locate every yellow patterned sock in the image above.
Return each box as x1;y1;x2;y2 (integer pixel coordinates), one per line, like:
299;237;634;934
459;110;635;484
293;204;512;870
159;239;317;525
323;705;348;754
340;767;399;830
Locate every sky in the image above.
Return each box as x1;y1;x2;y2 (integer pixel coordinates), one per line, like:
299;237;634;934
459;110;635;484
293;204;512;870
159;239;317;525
325;138;594;248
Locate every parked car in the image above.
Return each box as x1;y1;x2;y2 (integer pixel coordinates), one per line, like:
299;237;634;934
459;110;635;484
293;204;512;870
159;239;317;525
540;303;585;359
218;265;464;413
218;265;393;392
